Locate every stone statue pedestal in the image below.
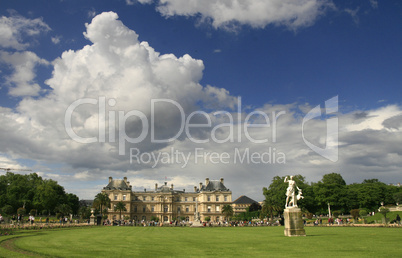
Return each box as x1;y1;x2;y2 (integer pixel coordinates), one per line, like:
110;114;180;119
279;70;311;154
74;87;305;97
90;215;95;225
284;207;306;237
191;220;203;227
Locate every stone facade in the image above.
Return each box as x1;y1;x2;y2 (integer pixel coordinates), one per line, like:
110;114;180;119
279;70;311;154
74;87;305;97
102;177;232;223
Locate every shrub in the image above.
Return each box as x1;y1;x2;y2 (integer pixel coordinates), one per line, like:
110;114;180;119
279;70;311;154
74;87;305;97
204;216;211;222
359;209;368;217
2;205;14;215
332;210;341;218
150;216;159;222
350;209;360;220
30;209;37;216
17;207;26;216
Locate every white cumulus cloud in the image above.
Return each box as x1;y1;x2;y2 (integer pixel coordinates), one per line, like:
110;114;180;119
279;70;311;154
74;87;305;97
136;0;334;30
0;11;50;50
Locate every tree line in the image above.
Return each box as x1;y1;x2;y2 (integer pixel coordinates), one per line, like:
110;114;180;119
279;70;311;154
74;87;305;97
0;172;80;217
262;173;402;218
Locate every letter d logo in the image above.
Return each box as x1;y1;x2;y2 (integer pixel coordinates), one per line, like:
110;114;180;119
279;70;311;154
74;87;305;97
302;96;338;162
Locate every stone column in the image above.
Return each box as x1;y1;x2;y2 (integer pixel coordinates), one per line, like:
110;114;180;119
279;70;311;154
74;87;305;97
284;207;306;237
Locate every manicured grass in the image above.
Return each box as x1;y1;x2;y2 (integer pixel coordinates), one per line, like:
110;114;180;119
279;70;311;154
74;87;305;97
364;211;402;224
1;226;401;257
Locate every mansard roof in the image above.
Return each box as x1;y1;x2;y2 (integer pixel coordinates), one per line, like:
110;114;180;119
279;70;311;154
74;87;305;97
154;182;185;193
233;195;257;204
201;180;229;192
104;179;131;191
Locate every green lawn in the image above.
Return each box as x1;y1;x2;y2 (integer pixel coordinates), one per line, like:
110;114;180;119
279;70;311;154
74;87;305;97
1;226;401;257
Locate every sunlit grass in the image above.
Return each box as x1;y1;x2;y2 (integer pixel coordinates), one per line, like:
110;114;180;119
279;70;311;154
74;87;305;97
1;226;400;257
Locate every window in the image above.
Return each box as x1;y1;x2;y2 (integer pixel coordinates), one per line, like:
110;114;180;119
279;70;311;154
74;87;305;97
224;196;228;202
185;197;188;202
177;207;181;213
185;216;189;222
151;196;154;201
164;205;168;212
134;206;137;212
163;216;168;222
193;197;196;201
215;206;220;212
216;216;220;222
216;196;219;202
151;206;155;212
114;195;117;201
207;206;211;212
185;206;189;212
123;195;126;201
143;196;146;201
143;206;146;212
142;216;146;221
176;197;180;201
207;196;211;202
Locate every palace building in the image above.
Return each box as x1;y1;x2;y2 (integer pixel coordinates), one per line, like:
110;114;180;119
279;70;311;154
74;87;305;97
102;177;232;223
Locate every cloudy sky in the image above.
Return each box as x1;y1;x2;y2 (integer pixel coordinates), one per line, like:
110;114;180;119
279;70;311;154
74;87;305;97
0;0;401;201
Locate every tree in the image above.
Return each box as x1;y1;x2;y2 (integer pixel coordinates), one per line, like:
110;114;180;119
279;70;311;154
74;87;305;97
65;193;80;215
359;209;368;217
115;201;127;220
350;209;360;221
93;192;111;216
248;202;262;212
2;205;14;216
263;175;308;216
79;206;91;220
393;192;402;204
221;204;233;220
0;172;78;216
30;209;37;216
17;207;26;216
314;173;348;214
204;216;211;222
379;207;390;224
55;204;72;218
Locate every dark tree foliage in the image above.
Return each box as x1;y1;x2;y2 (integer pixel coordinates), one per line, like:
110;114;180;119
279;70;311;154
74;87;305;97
0;172;80;216
248;202;262;212
262;173;400;217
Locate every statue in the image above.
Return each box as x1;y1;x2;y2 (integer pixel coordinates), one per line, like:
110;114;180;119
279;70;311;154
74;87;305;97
284;176;303;208
194;198;200;222
191;197;202;227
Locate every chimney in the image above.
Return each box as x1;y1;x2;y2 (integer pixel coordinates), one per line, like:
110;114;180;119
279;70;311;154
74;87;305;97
124;177;127;184
220;178;224;184
109;177;112;183
171;183;174;190
205;178;209;186
199;182;202;190
194;186;197;192
155;183;158;191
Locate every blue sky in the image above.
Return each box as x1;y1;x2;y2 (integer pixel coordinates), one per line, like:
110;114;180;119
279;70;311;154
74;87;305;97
0;0;401;201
